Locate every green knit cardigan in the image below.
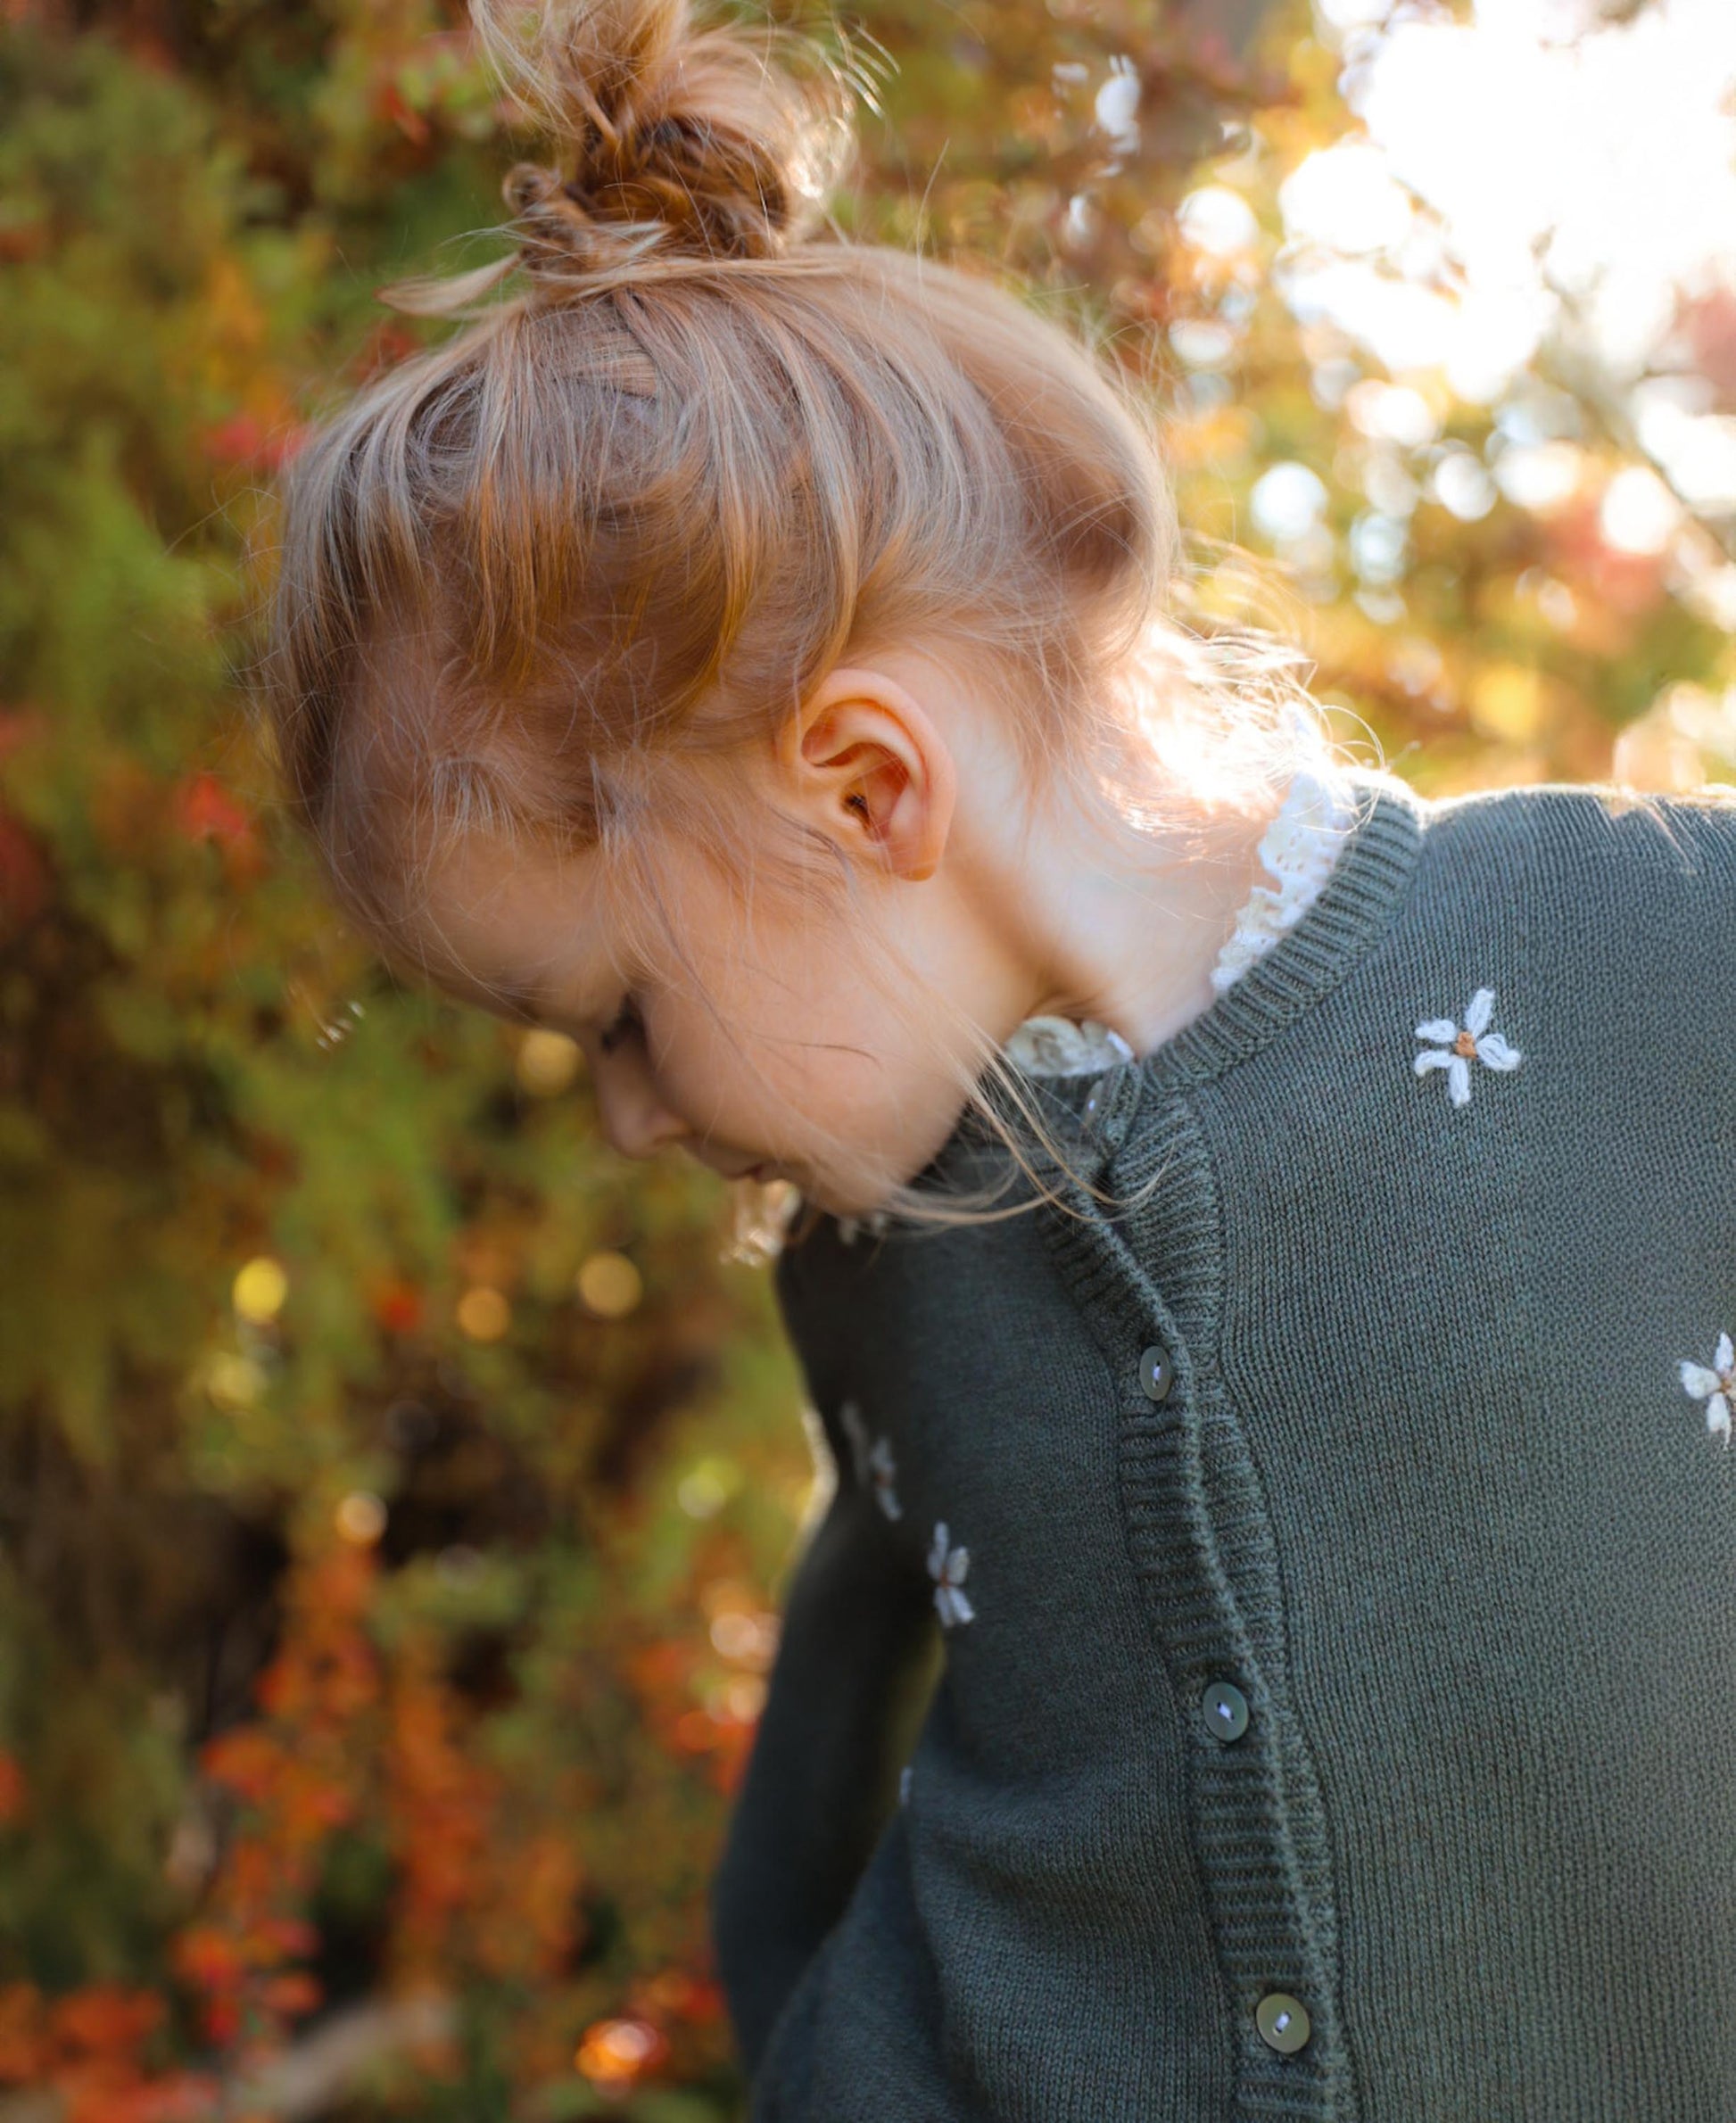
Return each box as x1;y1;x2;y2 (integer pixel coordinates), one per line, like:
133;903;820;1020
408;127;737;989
708;767;1736;2121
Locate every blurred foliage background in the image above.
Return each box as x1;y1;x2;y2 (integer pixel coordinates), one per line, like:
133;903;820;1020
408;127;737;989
2;0;1733;2115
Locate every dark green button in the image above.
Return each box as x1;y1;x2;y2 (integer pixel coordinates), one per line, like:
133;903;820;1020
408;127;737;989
1255;1991;1310;2054
1138;1344;1174;1401
1202;1680;1249;1743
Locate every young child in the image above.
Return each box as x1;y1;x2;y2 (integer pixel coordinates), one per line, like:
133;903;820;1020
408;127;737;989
259;2;1736;2115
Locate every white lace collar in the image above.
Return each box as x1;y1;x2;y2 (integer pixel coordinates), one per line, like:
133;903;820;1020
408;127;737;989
1002;768;1359;1080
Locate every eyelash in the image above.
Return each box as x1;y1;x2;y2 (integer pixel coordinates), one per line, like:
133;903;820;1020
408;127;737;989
597;997;641;1056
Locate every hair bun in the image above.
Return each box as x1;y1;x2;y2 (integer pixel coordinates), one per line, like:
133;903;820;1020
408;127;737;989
475;0;859;283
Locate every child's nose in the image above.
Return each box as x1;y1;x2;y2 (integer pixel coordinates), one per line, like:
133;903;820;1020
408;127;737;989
594;1066;690;1161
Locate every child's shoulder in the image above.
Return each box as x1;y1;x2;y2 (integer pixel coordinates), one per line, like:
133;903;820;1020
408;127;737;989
1412;772;1736;927
1384;775;1735;1070
1419;771;1736;871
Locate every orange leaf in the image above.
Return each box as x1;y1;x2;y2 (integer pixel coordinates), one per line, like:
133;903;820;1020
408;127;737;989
0;1984;46;2083
199;1728;280;1801
257;1972;322;2020
172;1928;246;1995
173;772;258;853
50;1986;164;2059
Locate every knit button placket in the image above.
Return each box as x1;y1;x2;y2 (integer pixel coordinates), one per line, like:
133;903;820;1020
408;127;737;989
1254;1991;1310;2054
935;779;1426;2112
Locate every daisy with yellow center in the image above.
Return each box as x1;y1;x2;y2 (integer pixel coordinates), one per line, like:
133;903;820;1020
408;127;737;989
1414;986;1523;1107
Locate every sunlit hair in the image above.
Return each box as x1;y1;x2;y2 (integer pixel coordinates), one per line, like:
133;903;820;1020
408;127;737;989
254;0;1354;1260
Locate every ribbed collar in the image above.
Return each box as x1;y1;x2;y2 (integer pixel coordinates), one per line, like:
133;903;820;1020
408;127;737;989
1004;765;1431;1177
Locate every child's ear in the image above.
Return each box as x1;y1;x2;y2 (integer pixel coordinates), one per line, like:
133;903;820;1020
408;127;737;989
776;666;957;884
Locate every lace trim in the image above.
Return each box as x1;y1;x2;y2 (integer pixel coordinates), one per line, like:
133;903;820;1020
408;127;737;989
1001;1015;1137;1078
1003;768;1358;1080
1207;766;1359;998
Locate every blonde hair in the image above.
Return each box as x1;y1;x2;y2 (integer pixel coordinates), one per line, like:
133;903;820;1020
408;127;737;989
255;0;1344;1257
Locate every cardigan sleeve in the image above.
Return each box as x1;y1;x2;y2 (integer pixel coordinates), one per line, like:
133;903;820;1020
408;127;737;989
707;1379;940;2089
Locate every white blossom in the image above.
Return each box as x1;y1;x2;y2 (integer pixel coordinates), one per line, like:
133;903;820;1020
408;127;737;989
838;1399;871;1485
928;1521;975;1629
838;1400;902;1519
1413;986;1523;1107
866;1436;903;1520
1680;1330;1736;1446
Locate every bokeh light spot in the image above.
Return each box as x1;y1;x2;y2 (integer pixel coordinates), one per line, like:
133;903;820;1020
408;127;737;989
678;1455;741;1519
1178;185;1260;256
1599;465;1682;556
515;1028;582;1096
457;1285;511;1341
1252;462;1331;541
203;1353;265;1410
1430;448;1499;522
1350;511;1409;585
575;2016;665;2093
1469;664;1547;744
1492;441;1585;512
335;1491;386;1545
721;1673;767;1722
1344;379;1438;449
1170;318;1237;368
1279;143;1413;256
232;1257;287;1324
709;1607;778;1668
576;1251;642;1318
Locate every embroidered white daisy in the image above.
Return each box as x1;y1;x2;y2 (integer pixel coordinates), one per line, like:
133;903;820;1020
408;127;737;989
837;1210;890;1246
1413;987;1523;1107
866;1437;903;1520
927;1521;975;1628
838;1400;903;1519
1680;1331;1736;1446
838;1399;870;1483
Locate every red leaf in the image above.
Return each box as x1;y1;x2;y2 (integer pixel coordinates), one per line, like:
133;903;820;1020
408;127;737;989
50;1986;164;2060
376;79;432;146
349;321;422;383
0;814;50;934
0;1755;27;1827
0;1984;46;2084
170;1929;246;1996
173;772;258;852
200;415;309;473
371;1277;425;1335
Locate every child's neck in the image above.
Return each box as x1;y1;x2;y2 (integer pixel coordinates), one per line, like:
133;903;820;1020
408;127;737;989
982;779;1290;1064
